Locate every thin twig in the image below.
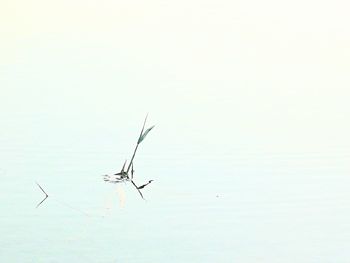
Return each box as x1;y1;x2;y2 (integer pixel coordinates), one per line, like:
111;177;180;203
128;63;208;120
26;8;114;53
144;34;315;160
121;160;127;172
36;181;48;196
35;182;49;208
36;196;48;208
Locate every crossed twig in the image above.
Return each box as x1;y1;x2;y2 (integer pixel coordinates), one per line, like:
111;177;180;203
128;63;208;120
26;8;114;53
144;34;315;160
103;115;155;199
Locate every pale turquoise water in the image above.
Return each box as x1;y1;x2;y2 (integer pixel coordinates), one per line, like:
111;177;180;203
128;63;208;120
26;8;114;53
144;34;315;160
1;144;350;262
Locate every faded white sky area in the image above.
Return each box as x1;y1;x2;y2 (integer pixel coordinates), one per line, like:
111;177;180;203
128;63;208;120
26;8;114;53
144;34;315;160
1;0;349;155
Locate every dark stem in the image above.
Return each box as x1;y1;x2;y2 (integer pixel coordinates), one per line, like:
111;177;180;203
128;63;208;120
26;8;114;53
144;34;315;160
131;180;144;199
126;144;139;174
126;114;148;173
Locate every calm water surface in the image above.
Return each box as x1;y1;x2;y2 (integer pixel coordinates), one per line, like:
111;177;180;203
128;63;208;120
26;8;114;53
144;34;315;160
1;146;349;262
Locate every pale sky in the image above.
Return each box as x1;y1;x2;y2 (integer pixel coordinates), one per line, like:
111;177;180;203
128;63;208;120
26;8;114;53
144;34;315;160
1;0;350;156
